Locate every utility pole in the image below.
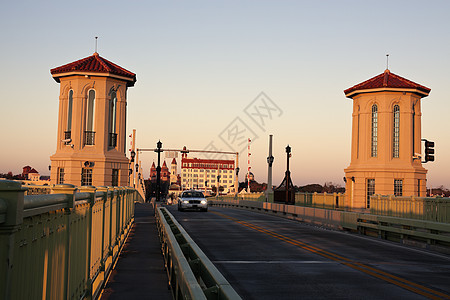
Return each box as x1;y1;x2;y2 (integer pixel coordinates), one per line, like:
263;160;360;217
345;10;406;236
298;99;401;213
235;152;239;197
248;138;251;192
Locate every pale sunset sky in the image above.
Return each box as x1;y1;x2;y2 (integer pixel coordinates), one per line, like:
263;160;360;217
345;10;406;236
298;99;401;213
0;1;449;188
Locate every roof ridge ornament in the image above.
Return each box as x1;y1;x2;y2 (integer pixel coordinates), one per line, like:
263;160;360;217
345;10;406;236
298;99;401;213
386;53;389;71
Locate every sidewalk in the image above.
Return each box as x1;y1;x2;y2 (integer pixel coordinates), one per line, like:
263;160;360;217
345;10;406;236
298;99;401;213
100;202;171;299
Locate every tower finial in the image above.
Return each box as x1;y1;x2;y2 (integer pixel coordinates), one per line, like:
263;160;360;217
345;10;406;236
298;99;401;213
95;37;98;53
386;53;389;70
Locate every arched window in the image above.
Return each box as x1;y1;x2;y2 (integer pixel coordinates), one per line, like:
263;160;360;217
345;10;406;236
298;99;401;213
85;89;96;145
357;106;360;158
371;104;378;157
393;105;400;158
65;90;73;141
109;91;117;147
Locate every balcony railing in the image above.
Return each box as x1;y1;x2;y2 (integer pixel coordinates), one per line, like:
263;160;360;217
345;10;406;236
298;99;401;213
64;131;71;144
85;131;95;145
109;133;117;148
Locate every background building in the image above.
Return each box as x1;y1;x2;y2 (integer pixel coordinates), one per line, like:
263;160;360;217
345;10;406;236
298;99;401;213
181;152;235;194
170;158;181;185
49;52;136;187
344;69;430;209
149;161;171;183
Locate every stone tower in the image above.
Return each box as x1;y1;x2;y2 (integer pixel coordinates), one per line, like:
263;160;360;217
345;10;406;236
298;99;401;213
49;52;136;186
170;158;178;184
344;69;430;209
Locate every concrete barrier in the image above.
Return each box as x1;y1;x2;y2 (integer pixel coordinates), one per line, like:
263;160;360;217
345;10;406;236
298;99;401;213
156;207;242;300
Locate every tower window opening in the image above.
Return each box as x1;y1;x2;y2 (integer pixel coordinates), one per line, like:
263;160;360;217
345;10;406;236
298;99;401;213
65;90;73;142
371;104;378;157
109;91;117;148
58;168;65;184
112;169;119;186
366;178;375;208
394;179;403;196
81;168;93;186
85;89;96;145
393;105;400;158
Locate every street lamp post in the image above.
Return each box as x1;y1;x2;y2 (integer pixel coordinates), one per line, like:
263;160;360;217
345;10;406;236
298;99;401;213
266;135;274;201
155;141;163;202
235;167;240;198
130;150;136;187
285;145;291;204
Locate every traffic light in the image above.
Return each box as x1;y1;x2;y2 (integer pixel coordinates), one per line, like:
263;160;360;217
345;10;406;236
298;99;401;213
424;140;435;162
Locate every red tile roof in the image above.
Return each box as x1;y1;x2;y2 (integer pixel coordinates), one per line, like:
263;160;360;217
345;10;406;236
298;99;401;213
344;69;430;98
50;52;136;86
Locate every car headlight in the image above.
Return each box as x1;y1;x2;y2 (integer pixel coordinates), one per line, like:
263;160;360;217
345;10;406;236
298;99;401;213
183;200;189;204
201;200;207;204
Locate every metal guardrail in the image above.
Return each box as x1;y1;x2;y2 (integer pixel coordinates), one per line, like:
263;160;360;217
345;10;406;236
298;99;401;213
0;181;141;300
209;199;450;254
156;207;242;300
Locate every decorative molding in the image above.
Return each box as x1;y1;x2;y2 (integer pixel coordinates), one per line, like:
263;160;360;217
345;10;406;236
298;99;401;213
61;82;72;97
81;81;95;96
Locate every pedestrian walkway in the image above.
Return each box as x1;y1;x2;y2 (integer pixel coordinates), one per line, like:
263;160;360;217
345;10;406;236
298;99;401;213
100;202;171;299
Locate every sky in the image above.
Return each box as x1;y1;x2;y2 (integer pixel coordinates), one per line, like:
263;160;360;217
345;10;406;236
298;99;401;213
0;1;449;188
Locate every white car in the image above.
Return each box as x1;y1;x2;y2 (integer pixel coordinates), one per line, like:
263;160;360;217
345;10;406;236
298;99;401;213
178;190;208;212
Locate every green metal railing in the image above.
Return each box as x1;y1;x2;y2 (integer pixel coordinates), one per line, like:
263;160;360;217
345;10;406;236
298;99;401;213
214;192;345;210
208;198;450;254
0;180;143;300
215;192;450;223
156;207;242;300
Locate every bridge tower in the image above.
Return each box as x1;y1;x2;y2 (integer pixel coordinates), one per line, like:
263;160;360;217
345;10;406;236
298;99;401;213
344;69;430;209
49;52;136;186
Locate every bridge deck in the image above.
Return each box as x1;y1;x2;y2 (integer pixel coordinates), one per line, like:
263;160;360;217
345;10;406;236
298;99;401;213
167;205;450;300
100;202;171;299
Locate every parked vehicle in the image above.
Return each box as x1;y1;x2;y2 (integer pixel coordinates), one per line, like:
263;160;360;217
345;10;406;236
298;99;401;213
178;190;208;212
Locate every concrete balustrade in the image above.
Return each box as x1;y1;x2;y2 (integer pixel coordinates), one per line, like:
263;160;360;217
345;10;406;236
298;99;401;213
371;194;450;223
0;180;143;300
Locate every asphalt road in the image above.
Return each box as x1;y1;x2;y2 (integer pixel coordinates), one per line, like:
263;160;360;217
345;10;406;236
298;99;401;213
166;205;450;300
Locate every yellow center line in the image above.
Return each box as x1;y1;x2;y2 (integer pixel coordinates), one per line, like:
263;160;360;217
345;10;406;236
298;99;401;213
212;211;450;300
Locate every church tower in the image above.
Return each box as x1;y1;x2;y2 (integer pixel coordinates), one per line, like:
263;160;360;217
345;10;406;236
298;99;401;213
170;158;178;184
344;69;430;209
49;52;136;186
